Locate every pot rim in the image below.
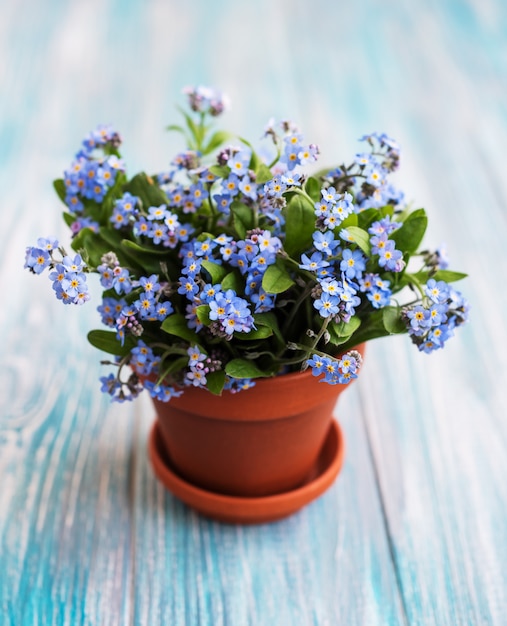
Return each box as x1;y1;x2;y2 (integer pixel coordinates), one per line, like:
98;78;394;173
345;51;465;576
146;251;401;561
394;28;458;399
148;418;345;523
149;342;365;422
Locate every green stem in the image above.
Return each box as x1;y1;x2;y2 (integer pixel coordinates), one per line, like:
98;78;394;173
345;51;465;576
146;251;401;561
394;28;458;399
281;315;332;364
407;274;426;299
289;186;315;207
280;283;315;339
149;342;189;356
268;143;282;169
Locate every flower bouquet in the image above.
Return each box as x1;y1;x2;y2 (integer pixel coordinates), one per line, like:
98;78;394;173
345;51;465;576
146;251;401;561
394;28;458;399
25;86;468;404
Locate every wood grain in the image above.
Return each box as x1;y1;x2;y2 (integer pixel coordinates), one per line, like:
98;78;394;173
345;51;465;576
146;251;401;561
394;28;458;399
1;0;506;623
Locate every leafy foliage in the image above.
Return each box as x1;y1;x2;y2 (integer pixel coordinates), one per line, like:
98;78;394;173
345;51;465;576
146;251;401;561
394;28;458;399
25;87;469;403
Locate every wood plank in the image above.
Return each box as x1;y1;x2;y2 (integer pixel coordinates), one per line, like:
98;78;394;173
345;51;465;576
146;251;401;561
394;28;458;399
356;2;507;624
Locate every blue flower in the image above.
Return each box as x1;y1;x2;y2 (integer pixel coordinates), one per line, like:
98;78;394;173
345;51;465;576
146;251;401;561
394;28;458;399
239;176;258;201
251;289;276;313
147;205;169;221
71;216;99;235
256;230;282;254
153;301;173;321
187;345;207;367
223;377;256;393
112;267;133;295
340;249;366;279
321;186;340;204
314;200;333;219
367;287;391;309
24;247;50;274
314;293;340;318
378;241;404;272
299;252;330;272
181;258;202;278
199;283;222;303
405;305;432;335
281;172;302;186
97;297;126;327
183;85;229;117
148;222;169;245
178;278;199;299
298;144;319;165
213;193;233;215
368;217;401;236
228;150;250;176
370;232;389;255
264;177;287;198
139;274;161;294
135;291;156;319
307;354;326;376
223;173;241;197
313;230;339;257
130;341;158;375
144;381;183;402
425;279;449;304
61;272;88;299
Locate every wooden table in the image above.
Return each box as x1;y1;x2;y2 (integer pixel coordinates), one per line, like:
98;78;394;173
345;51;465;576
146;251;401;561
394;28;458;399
2;1;506;624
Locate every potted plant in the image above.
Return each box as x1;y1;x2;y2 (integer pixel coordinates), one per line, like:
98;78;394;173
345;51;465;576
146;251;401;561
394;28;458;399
25;86;468;523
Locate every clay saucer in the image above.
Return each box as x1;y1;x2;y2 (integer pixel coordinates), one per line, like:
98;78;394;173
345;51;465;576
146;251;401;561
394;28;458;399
148;419;345;524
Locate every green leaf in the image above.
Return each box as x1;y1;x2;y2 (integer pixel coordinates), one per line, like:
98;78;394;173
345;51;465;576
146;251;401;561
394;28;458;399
390;208;428;255
118;239;169;274
177;107;200;147
62;212;75;227
235;326;273;340
209;165;230;178
206;369;226;395
305;177;321;202
253;312;284;343
161;313;200;344
123;173;168;210
382;306;406;334
327;317;362;345
87;330;135;356
411;269;468;286
166;124;186;135
195;305;211;326
346;226;372;255
231;201;253;239
357;208;381;230
53;179;67;204
159;356;189;377
221;270;243;293
284;194;315;256
340;213;359;230
203;130;231;155
255;162;273;185
262;259;295;294
71;228;113;267
432;269;468;283
121;239;168;256
201;260;228;283
338;309;406;352
95;227;149;270
333;316;362;337
379;204;395;218
225;358;272;379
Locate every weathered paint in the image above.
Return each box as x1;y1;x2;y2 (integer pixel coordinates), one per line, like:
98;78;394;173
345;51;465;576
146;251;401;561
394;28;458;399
1;0;506;624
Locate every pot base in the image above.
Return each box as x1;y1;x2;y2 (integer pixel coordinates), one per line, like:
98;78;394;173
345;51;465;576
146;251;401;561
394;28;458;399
148;419;345;524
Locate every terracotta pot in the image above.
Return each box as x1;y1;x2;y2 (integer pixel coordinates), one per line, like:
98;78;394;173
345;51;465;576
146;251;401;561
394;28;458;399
150;343;365;499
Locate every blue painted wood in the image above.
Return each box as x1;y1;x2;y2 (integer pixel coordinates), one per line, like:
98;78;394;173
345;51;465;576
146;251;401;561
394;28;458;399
1;0;507;623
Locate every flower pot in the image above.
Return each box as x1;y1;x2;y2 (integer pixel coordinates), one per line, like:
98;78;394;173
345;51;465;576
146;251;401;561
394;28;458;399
148;344;365;521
